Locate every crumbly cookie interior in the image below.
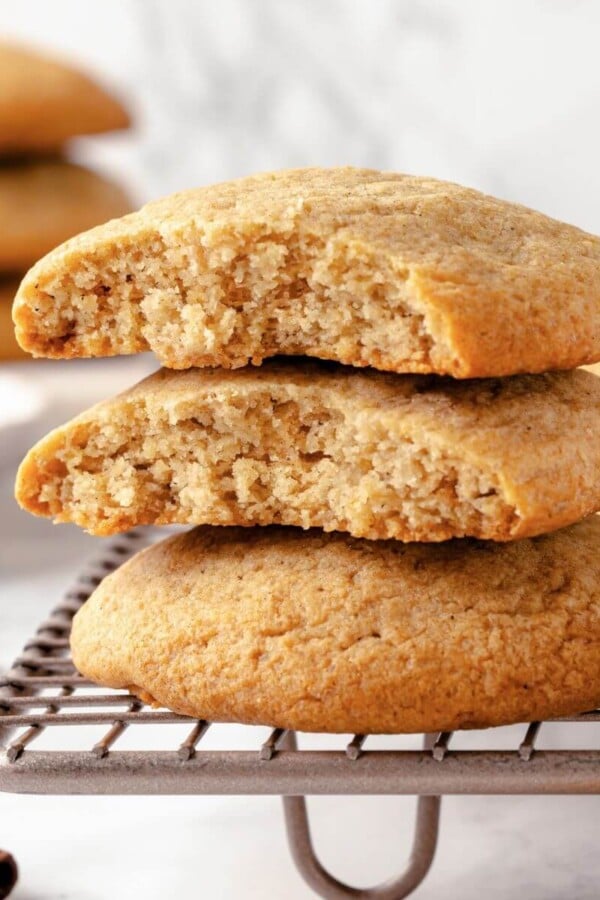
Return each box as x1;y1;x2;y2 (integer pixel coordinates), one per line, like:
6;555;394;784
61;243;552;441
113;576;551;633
17;228;438;372
27;382;514;540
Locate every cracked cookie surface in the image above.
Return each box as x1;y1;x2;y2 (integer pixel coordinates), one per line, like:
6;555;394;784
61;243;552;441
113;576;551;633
71;517;600;733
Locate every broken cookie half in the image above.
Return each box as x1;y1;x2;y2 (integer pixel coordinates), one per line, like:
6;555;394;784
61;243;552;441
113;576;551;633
13;167;600;377
15;360;600;542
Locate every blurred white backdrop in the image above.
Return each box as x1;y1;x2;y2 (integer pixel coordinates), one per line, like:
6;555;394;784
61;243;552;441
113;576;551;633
1;2;600;899
2;0;600;228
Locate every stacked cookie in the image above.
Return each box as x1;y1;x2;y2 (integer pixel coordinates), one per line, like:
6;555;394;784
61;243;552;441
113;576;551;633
0;42;130;360
13;168;600;734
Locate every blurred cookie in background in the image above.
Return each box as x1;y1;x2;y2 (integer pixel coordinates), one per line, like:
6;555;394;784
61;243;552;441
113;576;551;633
0;41;130;154
0;279;23;360
0;160;130;271
0;40;133;364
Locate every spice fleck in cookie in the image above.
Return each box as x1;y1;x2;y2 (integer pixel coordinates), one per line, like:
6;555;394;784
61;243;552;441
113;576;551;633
0;41;129;153
0;160;131;272
71;518;600;734
15;361;600;542
13;167;600;375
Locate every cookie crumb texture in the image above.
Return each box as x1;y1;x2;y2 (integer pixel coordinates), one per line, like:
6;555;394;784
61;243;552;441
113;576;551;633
13;168;600;376
71;519;600;733
15;362;600;542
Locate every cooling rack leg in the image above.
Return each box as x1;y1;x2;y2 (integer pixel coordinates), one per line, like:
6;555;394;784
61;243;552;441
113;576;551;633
0;850;18;899
281;734;441;900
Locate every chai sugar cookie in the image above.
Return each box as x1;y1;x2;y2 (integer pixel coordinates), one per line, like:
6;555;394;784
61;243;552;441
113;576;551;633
0;41;129;152
15;361;600;542
71;519;600;734
0;160;130;272
13;167;600;375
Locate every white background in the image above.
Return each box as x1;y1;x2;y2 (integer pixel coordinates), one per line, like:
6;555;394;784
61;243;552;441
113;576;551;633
2;0;600;228
1;1;600;898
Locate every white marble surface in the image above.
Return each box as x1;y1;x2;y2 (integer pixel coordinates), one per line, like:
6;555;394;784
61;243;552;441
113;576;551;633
1;1;600;897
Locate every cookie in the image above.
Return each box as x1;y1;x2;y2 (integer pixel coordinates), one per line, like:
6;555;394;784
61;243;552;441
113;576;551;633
0;160;131;272
12;167;600;375
0;280;26;360
0;41;129;152
15;361;600;541
71;518;600;734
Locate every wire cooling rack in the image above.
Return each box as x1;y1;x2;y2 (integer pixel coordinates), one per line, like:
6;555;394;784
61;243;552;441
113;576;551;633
0;529;599;900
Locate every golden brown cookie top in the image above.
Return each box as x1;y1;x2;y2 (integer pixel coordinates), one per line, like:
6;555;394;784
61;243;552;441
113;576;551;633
71;517;600;733
87;517;600;617
0;41;130;152
13;168;600;376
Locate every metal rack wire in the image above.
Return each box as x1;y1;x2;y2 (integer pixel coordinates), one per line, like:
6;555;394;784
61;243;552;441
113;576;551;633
1;529;599;899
